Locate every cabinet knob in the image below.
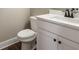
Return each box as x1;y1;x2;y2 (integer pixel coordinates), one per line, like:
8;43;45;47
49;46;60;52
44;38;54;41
58;41;61;44
53;38;56;42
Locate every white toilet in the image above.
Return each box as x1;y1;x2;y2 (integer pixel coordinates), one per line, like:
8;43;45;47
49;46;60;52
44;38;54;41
17;16;37;50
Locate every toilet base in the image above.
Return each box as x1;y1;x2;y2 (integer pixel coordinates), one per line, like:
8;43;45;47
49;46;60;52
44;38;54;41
21;42;32;50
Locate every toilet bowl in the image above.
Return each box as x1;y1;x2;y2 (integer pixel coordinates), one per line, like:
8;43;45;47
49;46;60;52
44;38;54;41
17;16;37;50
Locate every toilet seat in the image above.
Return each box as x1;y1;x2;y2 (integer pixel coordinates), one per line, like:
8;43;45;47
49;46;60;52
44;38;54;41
17;16;37;50
17;29;36;42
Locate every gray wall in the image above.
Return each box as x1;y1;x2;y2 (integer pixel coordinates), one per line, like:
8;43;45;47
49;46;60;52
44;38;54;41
30;8;49;16
30;8;65;16
0;8;30;42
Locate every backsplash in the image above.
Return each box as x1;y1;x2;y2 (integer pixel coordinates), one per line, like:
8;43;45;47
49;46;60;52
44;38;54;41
30;8;66;16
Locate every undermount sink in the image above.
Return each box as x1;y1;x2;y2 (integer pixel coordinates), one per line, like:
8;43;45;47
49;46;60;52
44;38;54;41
52;15;79;24
43;13;79;25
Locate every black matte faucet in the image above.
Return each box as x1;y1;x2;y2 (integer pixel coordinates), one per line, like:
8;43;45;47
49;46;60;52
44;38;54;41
64;8;78;18
64;9;70;17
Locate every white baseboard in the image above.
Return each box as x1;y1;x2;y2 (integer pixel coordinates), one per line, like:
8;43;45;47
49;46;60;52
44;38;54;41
0;37;20;49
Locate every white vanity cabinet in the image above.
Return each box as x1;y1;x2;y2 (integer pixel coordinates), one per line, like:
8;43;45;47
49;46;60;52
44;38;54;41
37;20;79;50
37;28;79;50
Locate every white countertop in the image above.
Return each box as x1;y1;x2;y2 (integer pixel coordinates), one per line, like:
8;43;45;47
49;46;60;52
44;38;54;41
36;14;79;30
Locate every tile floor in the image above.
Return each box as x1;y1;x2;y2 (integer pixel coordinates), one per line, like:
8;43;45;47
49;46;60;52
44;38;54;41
3;42;22;50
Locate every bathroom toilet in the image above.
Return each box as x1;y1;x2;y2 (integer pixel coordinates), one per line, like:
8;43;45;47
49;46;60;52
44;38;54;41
17;16;37;50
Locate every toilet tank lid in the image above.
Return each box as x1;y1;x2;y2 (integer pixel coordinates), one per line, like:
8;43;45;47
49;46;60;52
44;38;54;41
17;29;36;39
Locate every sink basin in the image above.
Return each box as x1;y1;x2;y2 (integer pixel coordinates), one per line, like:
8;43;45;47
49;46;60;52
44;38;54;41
52;15;79;24
45;13;79;25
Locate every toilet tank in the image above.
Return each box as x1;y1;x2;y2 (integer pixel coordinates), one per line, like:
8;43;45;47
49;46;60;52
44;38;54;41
30;16;37;32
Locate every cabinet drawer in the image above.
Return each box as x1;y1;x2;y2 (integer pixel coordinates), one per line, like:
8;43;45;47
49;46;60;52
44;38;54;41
38;20;79;43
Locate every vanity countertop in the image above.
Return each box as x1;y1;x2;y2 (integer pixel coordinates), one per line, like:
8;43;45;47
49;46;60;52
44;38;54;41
36;14;79;30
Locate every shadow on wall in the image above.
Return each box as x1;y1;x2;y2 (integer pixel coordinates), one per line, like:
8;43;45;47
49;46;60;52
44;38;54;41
24;20;31;29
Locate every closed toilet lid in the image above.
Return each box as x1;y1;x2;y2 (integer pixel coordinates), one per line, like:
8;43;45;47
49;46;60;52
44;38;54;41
17;29;36;39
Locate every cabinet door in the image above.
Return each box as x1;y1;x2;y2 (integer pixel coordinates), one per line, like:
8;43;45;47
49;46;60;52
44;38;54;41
57;36;79;50
37;28;57;50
